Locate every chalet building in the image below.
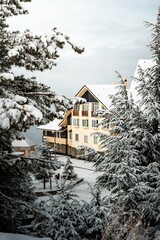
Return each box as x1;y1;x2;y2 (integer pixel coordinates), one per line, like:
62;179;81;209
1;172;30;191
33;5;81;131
38;83;127;158
12;137;35;157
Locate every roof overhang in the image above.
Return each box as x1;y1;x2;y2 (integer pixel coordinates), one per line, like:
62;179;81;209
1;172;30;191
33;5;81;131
75;85;107;109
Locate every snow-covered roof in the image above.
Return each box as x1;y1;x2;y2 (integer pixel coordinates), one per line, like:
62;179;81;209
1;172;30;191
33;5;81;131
9;152;24;156
37;119;61;131
129;59;155;102
12;137;35;147
76;84;119;108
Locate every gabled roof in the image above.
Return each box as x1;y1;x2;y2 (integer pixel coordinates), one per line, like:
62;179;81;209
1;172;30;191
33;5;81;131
37;84;126;132
75;84;118;108
12;137;35;147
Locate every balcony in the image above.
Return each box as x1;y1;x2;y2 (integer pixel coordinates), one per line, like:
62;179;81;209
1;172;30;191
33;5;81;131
73;110;79;116
82;111;88;116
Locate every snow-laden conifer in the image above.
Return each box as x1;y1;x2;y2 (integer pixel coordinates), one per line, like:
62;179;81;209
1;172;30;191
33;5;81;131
0;0;84;233
62;157;77;180
32;187;84;240
29;143;61;184
0;155;36;232
83;186;108;240
94;9;160;238
0;0;84;151
95;75;160;238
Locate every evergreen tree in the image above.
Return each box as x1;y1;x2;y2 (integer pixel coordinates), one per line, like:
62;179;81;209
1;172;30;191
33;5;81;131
29;143;61;183
135;9;160;136
0;0;84;152
0;0;84;232
96;78;159;234
83;186;108;240
0;155;36;233
62;157;77;180
32;189;84;240
94;9;160;238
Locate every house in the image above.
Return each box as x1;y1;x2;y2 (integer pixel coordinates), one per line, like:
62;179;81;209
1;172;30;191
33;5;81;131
12;137;35;157
38;83;127;158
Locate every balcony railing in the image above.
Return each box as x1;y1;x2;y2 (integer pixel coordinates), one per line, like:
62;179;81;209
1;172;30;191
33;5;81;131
73;110;79;116
82;111;88;116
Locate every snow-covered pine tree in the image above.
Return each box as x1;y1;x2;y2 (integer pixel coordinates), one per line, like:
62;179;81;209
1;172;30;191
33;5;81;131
94;9;160;238
83;186;108;240
0;155;36;233
94;77;159;238
0;0;84;233
132;7;160;235
32;189;84;240
29;143;61;185
62;157;77;180
135;9;160;136
0;0;84;152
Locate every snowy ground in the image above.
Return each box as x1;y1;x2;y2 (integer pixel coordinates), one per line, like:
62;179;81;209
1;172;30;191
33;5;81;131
61;156;109;201
33;155;109;202
0;232;51;240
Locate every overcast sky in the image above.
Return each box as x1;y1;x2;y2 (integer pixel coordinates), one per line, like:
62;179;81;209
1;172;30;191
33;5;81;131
8;0;159;98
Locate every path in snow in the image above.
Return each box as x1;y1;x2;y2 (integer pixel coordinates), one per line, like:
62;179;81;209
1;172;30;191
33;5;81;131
57;155;109;202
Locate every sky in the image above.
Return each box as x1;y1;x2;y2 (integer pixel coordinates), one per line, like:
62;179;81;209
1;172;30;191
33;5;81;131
8;0;159;98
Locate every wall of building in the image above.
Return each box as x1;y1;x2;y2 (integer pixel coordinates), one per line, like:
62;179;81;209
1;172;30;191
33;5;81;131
14;146;34;157
71;102;108;152
42;101;109;158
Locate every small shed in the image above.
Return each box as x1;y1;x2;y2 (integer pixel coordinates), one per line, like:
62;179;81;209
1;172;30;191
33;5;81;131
12;137;35;157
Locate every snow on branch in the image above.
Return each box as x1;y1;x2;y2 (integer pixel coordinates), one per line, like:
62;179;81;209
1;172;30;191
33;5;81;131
53;28;85;54
0;0;29;18
5;28;84;71
25;91;86;106
0;72;14;82
0;96;43;129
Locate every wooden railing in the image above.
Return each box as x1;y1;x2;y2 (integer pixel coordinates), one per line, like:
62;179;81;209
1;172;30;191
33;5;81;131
82;111;88;116
73;110;79;116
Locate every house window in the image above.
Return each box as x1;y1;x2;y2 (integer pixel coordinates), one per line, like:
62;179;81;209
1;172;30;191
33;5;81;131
92;120;98;128
84;135;88;143
75;134;79;141
91;102;99;116
82;103;89;116
92;102;99;112
74;104;80;111
93;135;98;144
82;119;89;127
73;118;79;126
82;103;89;111
73;104;80;116
68;131;72;139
